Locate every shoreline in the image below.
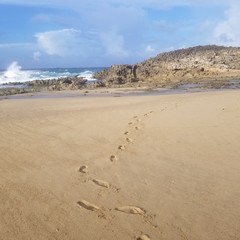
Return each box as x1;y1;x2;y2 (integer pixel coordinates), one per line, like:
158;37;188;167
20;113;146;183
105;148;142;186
1;83;240;101
1;75;240;100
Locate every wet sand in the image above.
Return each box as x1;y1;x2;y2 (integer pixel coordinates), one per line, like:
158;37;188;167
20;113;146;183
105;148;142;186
0;90;240;239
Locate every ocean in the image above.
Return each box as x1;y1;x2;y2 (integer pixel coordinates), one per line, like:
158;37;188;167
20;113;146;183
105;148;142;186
0;62;107;87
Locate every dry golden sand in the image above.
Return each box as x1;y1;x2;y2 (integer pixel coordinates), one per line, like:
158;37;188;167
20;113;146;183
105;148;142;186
0;90;240;240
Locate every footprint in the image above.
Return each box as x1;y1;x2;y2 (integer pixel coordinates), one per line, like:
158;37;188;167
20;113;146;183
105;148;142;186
133;116;138;118
128;122;133;125
135;126;140;130
116;206;157;228
77;200;100;211
110;155;118;162
137;235;151;240
92;179;110;188
118;145;125;150
124;131;129;135
79;165;88;173
126;138;133;143
115;206;145;215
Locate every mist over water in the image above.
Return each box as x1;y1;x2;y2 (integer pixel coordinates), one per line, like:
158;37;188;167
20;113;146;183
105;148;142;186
0;61;105;86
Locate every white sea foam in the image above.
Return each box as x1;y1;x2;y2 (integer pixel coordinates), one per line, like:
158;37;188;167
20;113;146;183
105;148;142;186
0;62;32;84
0;61;103;86
78;70;96;81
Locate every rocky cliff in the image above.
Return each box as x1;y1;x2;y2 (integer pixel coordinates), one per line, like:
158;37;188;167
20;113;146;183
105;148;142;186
94;45;240;87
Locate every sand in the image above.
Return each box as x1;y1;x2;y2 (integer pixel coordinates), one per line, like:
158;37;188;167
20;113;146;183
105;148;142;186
0;90;240;240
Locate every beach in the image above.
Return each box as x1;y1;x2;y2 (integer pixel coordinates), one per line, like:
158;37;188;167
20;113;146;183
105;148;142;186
0;89;240;240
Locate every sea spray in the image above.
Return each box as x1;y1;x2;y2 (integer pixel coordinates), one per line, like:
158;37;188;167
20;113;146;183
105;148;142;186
0;62;106;86
0;61;31;84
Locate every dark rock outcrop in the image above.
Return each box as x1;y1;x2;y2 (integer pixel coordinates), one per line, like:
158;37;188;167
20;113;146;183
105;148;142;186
94;45;240;87
0;77;88;96
27;76;87;91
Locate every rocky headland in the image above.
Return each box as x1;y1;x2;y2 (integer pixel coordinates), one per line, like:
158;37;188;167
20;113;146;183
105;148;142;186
1;45;240;97
94;45;240;88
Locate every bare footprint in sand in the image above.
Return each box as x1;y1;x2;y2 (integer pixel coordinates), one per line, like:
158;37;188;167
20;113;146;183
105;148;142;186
124;131;129;135
110;155;118;162
118;145;125;150
92;178;120;192
115;206;145;215
116;206;157;228
77;200;106;218
79;165;88;173
77;200;100;211
126;138;133;143
92;179;110;188
137;234;151;240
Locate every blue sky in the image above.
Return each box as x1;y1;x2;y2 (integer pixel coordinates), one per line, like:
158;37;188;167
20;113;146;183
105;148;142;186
0;0;239;69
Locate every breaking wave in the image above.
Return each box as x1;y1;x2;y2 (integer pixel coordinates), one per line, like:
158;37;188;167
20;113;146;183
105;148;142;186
0;62;32;84
0;61;105;86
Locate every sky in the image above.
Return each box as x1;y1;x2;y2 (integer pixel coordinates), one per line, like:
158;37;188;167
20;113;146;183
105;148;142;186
0;0;239;69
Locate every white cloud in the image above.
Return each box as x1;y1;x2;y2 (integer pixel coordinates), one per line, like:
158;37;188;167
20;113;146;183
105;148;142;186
1;0;238;69
213;2;240;46
35;28;81;56
145;45;155;53
100;29;128;57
